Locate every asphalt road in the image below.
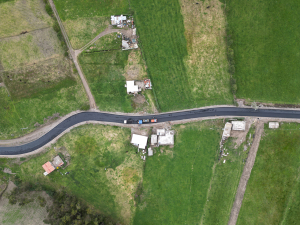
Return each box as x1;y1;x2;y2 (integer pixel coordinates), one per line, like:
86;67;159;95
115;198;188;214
2;107;300;155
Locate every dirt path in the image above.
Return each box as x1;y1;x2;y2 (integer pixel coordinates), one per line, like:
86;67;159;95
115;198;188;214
48;0;96;109
227;122;264;225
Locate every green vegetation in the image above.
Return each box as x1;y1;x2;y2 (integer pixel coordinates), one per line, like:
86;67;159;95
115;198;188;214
226;0;300;104
53;0;129;21
131;0;232;111
14;125;143;224
0;0;89;139
201;136;250;225
53;0;128;49
79;50;133;112
63;17;109;49
0;0;52;38
237;123;300;225
85;32;122;52
133;121;220;224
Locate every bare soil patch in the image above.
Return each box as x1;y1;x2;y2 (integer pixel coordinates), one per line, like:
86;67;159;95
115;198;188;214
123;50;147;80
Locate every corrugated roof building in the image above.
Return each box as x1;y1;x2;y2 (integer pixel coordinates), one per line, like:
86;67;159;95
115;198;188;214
111;15;126;25
52;155;64;168
222;122;232;139
42;162;55;175
158;130;174;146
125;81;140;94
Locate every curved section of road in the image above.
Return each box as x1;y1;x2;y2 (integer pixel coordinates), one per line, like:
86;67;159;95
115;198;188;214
2;107;300;155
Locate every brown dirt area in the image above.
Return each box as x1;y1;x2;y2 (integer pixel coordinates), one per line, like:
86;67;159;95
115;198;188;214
179;0;231;99
123;50;147;80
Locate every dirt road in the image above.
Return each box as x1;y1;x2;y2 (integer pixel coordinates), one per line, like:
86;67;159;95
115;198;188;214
227;122;264;225
48;0;96;109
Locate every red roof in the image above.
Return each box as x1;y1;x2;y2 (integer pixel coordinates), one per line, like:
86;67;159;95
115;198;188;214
42;162;55;174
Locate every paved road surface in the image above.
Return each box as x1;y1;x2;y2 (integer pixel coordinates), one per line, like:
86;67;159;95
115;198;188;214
2;107;300;155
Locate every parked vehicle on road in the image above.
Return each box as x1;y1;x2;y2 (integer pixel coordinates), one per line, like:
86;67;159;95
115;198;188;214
151;119;157;123
124;119;133;124
143;119;149;123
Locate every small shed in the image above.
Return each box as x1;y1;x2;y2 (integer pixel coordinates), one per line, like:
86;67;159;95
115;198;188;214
157;128;166;136
158;130;174;146
151;134;158;145
52;155;64;168
269;122;279;129
222;122;232;139
42;162;55;175
144;79;152;89
131;134;148;149
232;121;246;131
125;81;139;94
148;147;153;156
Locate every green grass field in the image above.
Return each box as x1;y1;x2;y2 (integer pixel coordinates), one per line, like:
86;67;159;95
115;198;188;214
53;0;129;49
131;0;233;111
85;32;122;52
13;125;143;224
133;121;221;224
237;123;300;225
226;0;300;104
78;50;133;112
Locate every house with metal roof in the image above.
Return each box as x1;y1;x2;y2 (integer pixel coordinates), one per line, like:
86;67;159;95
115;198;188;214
42;162;55;176
125;81;140;94
131;134;148;149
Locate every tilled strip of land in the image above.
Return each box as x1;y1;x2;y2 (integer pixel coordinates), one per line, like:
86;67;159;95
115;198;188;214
227;122;264;225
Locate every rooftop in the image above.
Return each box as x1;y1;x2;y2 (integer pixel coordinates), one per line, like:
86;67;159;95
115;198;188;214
222;122;232;138
42;162;55;174
148;147;153;156
231;121;246;131
151;134;158;145
131;134;148;149
269;122;279;129
158;130;174;146
125;81;139;94
111;15;127;25
52;155;64;168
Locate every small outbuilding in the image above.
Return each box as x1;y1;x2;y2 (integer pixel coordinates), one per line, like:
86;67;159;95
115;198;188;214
125;81;140;94
148;147;153;156
52;155;64;168
232;121;246;131
144;79;152;89
131;134;148;149
158;130;174;146
151;134;158;145
269;122;279;129
222;122;232;139
42;162;55;176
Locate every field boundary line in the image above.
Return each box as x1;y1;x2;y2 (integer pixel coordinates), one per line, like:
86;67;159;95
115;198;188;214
0;27;52;41
227;122;264;225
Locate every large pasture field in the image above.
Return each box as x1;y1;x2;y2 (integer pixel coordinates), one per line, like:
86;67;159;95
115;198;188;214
131;0;233;111
226;0;300;104
237;123;300;225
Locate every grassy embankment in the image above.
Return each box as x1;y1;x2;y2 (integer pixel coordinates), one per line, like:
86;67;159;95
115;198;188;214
13;125;143;225
237;123;300;225
0;0;89;140
131;0;233;111
225;0;300;104
53;0;129;49
133;120;247;224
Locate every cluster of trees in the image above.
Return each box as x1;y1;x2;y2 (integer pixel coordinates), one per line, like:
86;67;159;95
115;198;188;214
224;6;237;95
8;178;116;225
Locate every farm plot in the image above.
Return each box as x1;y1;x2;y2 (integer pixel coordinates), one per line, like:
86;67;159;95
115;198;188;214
237;123;300;225
131;0;232;111
85;32;122;52
14;124;143;225
53;0;129;49
226;0;300;104
0;0;52;38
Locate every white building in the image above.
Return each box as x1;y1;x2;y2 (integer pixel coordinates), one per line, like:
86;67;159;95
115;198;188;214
125;81;140;94
222;122;232;139
131;134;148;149
269;122;279;129
148;147;153;156
158;130;174;146
111;15;126;25
232;121;246;131
151;134;157;145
